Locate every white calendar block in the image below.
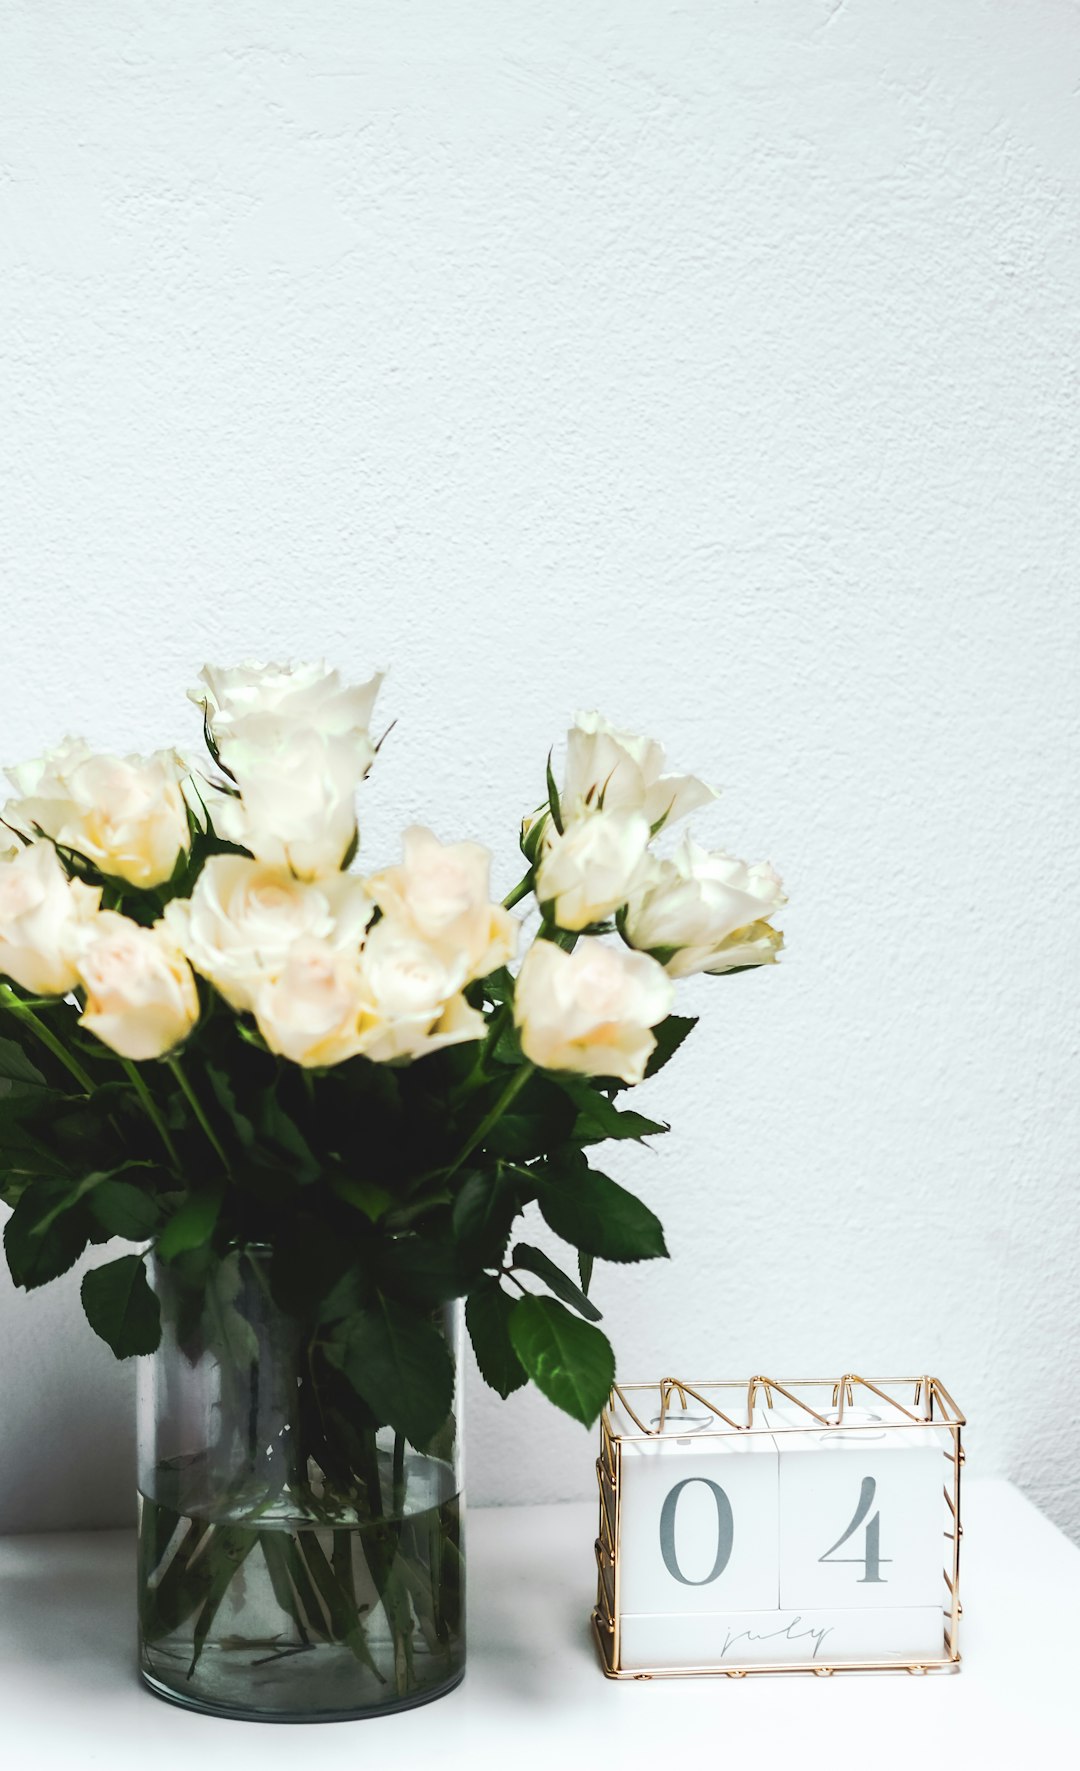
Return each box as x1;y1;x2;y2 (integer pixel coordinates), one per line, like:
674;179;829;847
594;1376;964;1678
765;1401;952;1612
610;1387;779;1619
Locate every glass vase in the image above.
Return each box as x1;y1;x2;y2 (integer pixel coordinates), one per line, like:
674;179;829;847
136;1253;465;1722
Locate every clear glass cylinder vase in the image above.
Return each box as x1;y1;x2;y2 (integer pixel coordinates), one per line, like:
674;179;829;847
136;1253;465;1722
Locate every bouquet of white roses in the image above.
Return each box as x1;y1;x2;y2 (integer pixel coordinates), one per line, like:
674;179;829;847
0;660;785;1716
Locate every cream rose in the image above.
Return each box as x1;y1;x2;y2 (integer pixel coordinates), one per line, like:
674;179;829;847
5;739;191;889
251;937;368;1068
560;712;716;831
513;937;674;1085
209;724;369;880
534;808;651;932
75;912;199;1061
698;921;784;974
622;837;786;977
355;920;485;1063
189;660;387;880
0;842;102;996
191;660;385;755
164;856;373;1011
368;826;516;982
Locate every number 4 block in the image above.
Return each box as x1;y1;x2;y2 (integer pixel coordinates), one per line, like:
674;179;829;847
764;1401;951;1612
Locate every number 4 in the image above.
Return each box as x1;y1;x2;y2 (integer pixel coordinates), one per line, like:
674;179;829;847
819;1476;891;1583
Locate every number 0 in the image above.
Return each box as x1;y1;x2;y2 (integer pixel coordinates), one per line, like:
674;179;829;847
659;1478;734;1585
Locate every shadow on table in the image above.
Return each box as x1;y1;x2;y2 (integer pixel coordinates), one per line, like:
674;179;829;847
472;1567;602;1704
0;1534;133;1690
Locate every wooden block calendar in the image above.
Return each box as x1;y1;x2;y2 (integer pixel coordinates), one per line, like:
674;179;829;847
593;1374;964;1678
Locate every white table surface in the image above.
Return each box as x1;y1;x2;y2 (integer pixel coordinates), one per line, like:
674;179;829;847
1;1478;1077;1769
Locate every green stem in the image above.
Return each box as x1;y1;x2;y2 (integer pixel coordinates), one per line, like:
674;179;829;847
0;992;96;1093
479;1001;512;1065
357;1428;384;1520
502;870;534;911
446;1062;535;1178
246;1250;276;1308
500;1265;531;1297
168;1057;231;1172
537;919;578;951
392;1432;406;1516
121;1060;181;1168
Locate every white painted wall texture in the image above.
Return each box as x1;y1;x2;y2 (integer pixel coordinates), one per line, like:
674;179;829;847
2;1;1079;1539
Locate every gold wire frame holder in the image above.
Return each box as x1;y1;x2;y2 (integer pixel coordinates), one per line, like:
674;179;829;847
593;1373;965;1681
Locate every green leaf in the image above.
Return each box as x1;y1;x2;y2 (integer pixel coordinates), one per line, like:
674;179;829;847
257;1088;319;1180
25;1160;168;1244
81;1254;161;1357
186;1533;256;1675
482;967;515;1008
508;1295;615;1426
210;1301;260;1370
157;1190;223;1260
569;1085;668;1145
477;1073;577;1160
205;1064;254;1148
545;749;564;835
644;1013;698;1079
451;1169;522;1266
0;1112;67;1187
324;1297;454;1449
329;1174;394;1222
20;1170;113;1237
319;1266;370;1324
578;1250;594;1294
3;1179;91;1289
466;1279;527;1398
380;1238;468;1307
88;1178;162;1241
198;1252;260;1369
267;1220;355;1315
536;1157;667;1263
493;1019;524;1066
511;1241;602;1321
0;1036;48;1088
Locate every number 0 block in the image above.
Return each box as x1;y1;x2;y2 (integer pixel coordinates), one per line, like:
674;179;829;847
593;1375;964;1680
617;1421;779;1617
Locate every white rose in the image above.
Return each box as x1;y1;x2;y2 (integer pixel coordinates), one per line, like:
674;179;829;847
355;920;485;1063
5;739;191;889
164;856;373;1011
0;842;102;996
697;921;784;974
368;825;517;982
561;712;716;831
75;912;199;1061
623;836;786;977
210;723;369;880
251;937;368;1068
534;808;651;932
191;660;384;755
189;660;386;880
513;937;674;1085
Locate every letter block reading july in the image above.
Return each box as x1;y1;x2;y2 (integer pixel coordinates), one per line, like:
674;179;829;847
595;1378;963;1677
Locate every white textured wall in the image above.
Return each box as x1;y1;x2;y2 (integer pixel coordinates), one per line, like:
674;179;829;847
2;0;1079;1540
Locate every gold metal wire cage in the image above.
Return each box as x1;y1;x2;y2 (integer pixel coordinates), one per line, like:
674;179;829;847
592;1373;965;1680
